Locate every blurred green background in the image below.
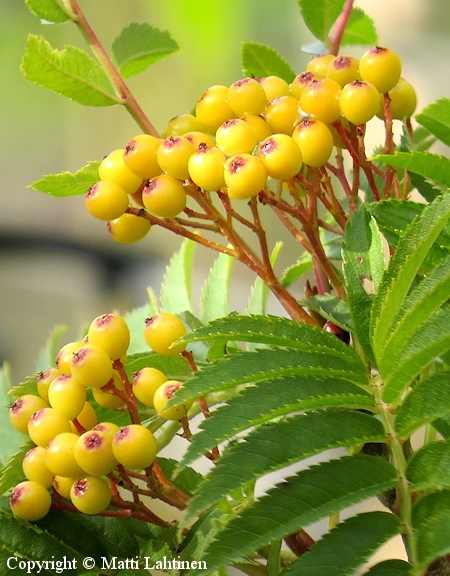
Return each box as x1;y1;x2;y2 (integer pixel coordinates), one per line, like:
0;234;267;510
1;0;449;384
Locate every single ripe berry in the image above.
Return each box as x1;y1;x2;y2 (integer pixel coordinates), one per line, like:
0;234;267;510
142;174;187;218
45;432;85;478
107;213;151;244
292;118;334;167
305;54;335;78
53;475;74;499
290;71;319;99
144;312;187;356
224;154;268;200
256;76;291;101
377;78;417;120
55;341;84;375
22;446;54;488
112;425;157;469
183;131;216;150
88;313;130;361
152;380;194;421
28;407;72;448
132;367;168;408
257;134;303;180
74;429;118;476
9;394;48;434
300;78;342;124
92;370;126;409
123;134;161;179
37;368;60;403
85;181;129;221
338;80;380;125
162;113;207;137
10;480;52;521
70;344;113;389
195;85;236;133
359;46;401;94
92;421;120;438
48;374;87;420
156;136;195;181
75;401;98;431
70;476;111;515
228;78;267;116
215;118;258;156
240;114;272;142
264;95;301;135
99;149;143;195
326;55;360;87
188;145;226;191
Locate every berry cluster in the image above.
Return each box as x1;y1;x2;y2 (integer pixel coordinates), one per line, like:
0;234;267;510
84;45;416;246
8;312;193;523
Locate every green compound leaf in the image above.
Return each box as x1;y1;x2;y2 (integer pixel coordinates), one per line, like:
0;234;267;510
373;151;450;189
200;252;234;323
22;35;120;107
28;161;100;197
412;490;450;570
416;97;450;147
0;442;34;495
305;294;353;332
190;455;397;574
394;369;450;438
406;439;450;491
342;205;385;365
180;376;374;468
112;22;179;79
25;0;72;24
362;560;412;575
340;8;378;46
160;239;196;314
297;0;346;42
185;409;385;520
241;43;296;83
124;352;192;382
283;512;401;576
170;345;369;409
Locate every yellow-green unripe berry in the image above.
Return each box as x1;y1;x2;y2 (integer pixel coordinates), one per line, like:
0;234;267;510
107;213;151;244
74;430;118;476
224;154;268;200
132;367;168;408
99;149;143;195
257;134;303;180
70;344;113;389
162;114;207;137
195;85;236;134
112;425;157;470
228;78;267;116
188;145;226;191
9;394;48;435
28;407;72;448
377;78;417;120
338;80;380;125
88;313;130;361
123;134;162;179
22;446;54;488
48;374;86;420
144;312;187;356
142;174;187;218
292;118;334;167
10;481;52;521
152;380;194;421
37;368;60;404
85;181;129;221
70;476;111;515
45;432;85;478
359;46;402;94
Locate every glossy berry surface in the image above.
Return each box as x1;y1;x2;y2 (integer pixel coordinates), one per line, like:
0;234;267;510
326;55;360;87
300;78;342;124
92;370;126;409
9;394;48;434
142;174;187;218
378;78;417;120
22;446;54;488
215;118;258;156
70;344;113;389
338;80;380;125
162;113;207;137
132;367;168;408
48;374;87;420
37;368;60;404
256;75;290;101
292;118;334;167
359;46;401;94
85;181;129;221
70;476;111;515
74;429;118;476
87;313;130;361
228;78;267;116
195;85;236;133
144;312;187;356
112;424;157;469
55;341;84;375
264;95;300;135
257;134;303;180
75;401;98;432
224;154;268;200
152;380;193;420
98;149;143;195
156;136;195;181
123;134;161;179
305;54;335;77
44;432;85;478
107;213;151;244
28;407;72;448
10;480;52;521
188;145;226;191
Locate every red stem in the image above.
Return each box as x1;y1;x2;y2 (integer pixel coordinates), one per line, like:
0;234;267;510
328;0;355;55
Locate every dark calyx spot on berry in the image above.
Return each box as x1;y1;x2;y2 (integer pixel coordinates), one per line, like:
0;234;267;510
197;143;209;152
124;141;136;155
10;398;24;412
116;427;130;440
260;138;276;155
228;157;246;173
299;118;314;129
233;78;251;87
373;46;387;54
164;136;179;149
165;383;181;399
30;408;45;421
73;348;87;365
97;314;113;328
333;56;352;70
145;316;156;327
299;72;315;84
85;432;103;450
73;480;88;496
10;486;23;505
223;119;238;127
